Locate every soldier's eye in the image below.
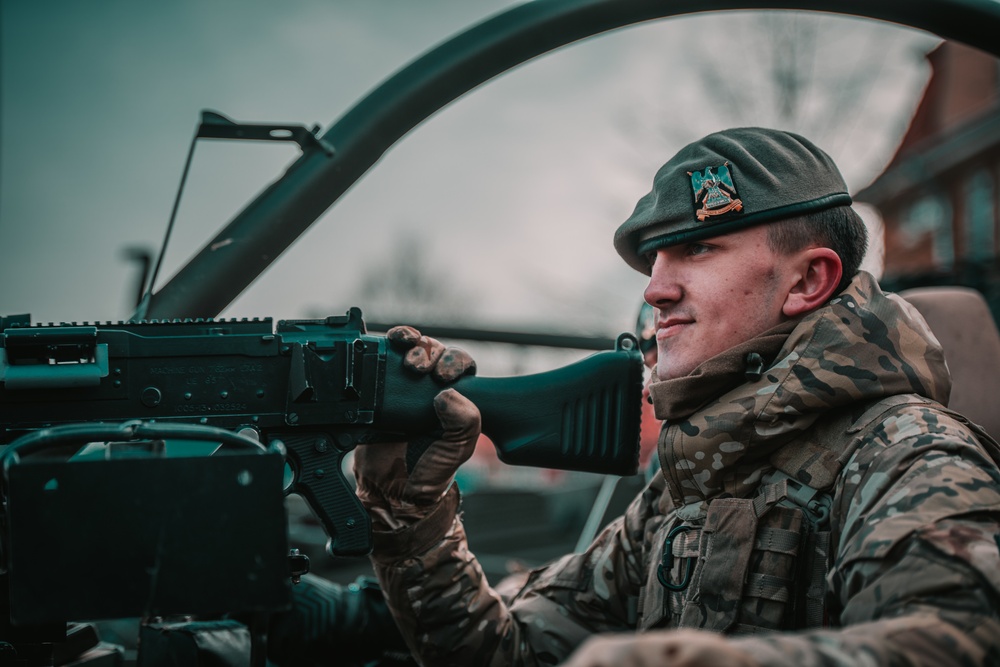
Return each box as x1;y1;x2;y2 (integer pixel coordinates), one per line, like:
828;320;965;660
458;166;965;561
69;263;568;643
687;243;711;256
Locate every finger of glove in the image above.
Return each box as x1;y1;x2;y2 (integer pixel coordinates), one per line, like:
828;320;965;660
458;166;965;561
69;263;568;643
434;347;477;383
402;336;446;375
407;389;482;503
386;325;421;348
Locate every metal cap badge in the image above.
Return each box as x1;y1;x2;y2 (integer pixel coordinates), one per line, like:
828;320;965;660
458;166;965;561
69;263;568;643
690;162;743;221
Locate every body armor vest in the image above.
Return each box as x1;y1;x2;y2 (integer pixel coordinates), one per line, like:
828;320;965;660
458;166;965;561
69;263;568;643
635;394;960;634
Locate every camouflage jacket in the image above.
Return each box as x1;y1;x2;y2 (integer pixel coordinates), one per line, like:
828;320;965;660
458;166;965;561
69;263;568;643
369;272;1000;666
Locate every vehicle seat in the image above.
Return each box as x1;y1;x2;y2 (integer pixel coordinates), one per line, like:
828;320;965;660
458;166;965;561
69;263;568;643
899;286;1000;440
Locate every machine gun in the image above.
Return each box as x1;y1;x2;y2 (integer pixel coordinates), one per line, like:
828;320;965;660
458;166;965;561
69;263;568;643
0;307;642;553
0;307;641;663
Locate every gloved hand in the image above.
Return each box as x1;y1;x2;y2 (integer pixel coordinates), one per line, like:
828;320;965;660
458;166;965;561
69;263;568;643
354;326;480;531
559;629;758;667
384;325;477;382
266;574;416;667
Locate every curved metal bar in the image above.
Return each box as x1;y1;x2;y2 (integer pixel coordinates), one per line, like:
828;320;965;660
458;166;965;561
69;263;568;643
145;0;1000;319
1;420;266;463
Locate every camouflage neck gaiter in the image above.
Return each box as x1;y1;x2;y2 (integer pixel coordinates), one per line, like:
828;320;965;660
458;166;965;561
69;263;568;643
648;271;952;511
648;319;801;422
647;320;802;512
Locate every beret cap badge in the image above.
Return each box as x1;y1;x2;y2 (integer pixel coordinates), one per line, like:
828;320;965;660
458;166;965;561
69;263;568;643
689;162;743;221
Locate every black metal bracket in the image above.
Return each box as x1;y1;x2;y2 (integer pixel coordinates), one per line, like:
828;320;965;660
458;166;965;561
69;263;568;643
197;110;335;156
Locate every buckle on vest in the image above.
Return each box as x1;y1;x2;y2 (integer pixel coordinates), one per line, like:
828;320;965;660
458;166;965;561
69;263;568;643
657;524;694;591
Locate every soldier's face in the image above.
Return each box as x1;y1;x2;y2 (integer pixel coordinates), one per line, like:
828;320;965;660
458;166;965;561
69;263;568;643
643;225;796;381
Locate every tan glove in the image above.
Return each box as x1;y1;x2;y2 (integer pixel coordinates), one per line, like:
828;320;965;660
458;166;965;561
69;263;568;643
559;629;758;667
353;326;479;531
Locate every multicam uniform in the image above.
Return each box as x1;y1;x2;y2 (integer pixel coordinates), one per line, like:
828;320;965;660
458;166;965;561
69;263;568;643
369;272;1000;666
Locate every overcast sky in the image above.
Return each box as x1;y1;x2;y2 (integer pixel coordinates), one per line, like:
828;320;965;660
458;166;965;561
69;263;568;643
1;2;939;360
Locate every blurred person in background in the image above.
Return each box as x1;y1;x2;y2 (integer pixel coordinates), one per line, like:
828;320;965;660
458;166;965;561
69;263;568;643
635;301;662;477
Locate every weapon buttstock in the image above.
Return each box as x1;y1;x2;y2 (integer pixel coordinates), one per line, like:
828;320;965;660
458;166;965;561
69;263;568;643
380;334;643;476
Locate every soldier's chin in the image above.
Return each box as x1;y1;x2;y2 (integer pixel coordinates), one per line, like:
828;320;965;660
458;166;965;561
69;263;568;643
656;359;693;381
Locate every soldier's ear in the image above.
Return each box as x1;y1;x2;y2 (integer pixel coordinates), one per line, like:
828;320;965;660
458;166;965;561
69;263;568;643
782;248;842;317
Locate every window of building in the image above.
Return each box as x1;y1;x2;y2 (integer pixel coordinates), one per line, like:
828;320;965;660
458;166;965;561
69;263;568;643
903;194;953;269
965;169;995;262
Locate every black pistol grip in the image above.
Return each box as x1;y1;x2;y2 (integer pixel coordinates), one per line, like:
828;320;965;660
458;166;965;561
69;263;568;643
278;432;372;556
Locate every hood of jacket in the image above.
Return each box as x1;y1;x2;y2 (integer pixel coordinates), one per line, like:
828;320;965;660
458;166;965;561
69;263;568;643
647;271;951;509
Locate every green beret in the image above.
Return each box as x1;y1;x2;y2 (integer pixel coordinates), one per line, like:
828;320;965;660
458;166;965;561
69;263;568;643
613;127;852;274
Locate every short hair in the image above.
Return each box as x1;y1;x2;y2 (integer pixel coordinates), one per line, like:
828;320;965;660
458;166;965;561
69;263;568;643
765;206;868;294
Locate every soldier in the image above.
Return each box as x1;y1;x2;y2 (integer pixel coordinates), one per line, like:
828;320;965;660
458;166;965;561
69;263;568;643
353;127;1000;666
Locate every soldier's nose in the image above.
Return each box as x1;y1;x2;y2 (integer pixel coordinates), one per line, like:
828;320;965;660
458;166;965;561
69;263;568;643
644;252;682;306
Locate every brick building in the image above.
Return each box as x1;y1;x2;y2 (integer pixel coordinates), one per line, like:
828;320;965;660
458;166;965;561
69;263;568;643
856;41;1000;312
